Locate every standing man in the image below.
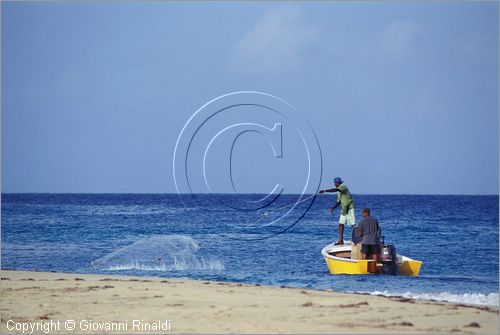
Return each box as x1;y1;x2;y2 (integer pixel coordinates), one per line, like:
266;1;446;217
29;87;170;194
319;177;355;245
358;208;381;273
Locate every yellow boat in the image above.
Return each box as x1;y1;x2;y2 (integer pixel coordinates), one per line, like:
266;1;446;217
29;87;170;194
321;242;422;276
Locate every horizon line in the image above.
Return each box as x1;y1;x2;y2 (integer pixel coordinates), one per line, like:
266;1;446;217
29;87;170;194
1;192;499;197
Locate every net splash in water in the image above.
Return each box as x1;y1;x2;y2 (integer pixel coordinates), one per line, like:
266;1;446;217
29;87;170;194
91;235;224;271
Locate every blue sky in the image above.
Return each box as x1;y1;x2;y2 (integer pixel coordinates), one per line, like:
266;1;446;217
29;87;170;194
2;1;498;194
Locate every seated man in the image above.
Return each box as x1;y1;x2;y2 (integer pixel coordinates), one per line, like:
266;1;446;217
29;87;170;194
357;208;381;273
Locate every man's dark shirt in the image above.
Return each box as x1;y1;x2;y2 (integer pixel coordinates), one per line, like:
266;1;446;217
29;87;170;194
358;215;380;245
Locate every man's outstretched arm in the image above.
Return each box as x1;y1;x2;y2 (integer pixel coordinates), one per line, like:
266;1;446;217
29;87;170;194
319;188;339;194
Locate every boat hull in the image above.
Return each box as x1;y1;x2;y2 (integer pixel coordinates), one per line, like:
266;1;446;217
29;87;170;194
323;256;372;275
322;242;422;276
398;259;422;276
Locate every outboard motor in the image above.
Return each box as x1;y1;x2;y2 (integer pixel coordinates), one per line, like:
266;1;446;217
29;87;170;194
380;237;398;275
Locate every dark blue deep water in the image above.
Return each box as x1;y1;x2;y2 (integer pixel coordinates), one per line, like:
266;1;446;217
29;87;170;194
1;194;498;306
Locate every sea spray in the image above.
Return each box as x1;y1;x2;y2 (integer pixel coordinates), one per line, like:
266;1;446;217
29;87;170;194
91;235;224;272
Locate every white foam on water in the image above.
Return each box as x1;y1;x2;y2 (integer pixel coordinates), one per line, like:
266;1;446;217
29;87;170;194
92;235;224;272
105;258;225;271
360;290;499;307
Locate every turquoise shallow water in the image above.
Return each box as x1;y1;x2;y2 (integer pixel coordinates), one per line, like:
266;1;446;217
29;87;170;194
1;193;498;306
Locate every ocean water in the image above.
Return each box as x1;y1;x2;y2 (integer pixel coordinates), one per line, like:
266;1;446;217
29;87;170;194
1;194;498;306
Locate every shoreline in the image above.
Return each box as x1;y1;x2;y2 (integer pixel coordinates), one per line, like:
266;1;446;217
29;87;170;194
1;270;498;334
3;268;497;308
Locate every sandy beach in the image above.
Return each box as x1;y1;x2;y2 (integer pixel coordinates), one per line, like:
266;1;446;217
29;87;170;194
0;270;498;334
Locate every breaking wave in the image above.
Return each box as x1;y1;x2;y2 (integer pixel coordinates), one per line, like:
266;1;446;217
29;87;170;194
361;290;499;307
91;235;224;272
